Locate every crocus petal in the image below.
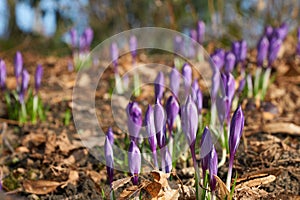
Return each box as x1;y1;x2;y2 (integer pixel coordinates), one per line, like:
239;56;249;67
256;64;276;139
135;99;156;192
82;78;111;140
128;140;141;185
162;147;172;173
209;145;218;191
239;40;247;62
154;100;166;148
182;63;192;93
257;36;269;67
145;105;157;152
84;27;93;47
224;52;236;74
0;60;6;89
126;102;143;142
106;127;114;145
105;136;114;185
165;96;180;136
231;41;240;62
35;64;43;92
268;38;282;65
200;127;213;159
265;25;273;40
154;72;165;101
197;20;205;44
229;105;244;156
169;67;181;97
14;51;23;79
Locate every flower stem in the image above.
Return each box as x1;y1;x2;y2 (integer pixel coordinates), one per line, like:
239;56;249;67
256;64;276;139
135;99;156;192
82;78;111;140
261;67;271;100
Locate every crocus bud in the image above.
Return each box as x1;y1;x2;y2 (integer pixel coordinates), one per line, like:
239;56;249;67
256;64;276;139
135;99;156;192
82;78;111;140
181;96;198;151
216;94;226;125
211;49;225;70
170;67;180;97
239;40;247;62
274;23;288;40
257;36;269;67
200;127;213;160
221;73;235;120
145;105;157;152
154;100;166;148
105;136;114;186
14;51;23;79
197;20;205;44
35;64;43;93
189;29;197;42
229;105;244;157
191;79;199;102
110;42;119;69
154;72;165;101
209;145;218;191
231;41;240;62
130;35;137;60
128;140;141;185
162;148;172;173
265;25;273;40
70;28;77;48
126;102;143;143
106;127;114;145
224;52;236;74
165;96;180;136
83;27;93;49
174;36;183;55
195;89;203;113
182;63;192;94
237;78;246;94
268;38;282;65
0;60;6;90
19;69;30;104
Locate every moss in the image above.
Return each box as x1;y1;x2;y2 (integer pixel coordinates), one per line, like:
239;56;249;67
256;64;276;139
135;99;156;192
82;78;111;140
3;173;20;191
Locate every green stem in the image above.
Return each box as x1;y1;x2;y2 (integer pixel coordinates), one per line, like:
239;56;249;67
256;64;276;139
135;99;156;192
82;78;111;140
261;67;271;100
226;156;234;190
32;95;38;124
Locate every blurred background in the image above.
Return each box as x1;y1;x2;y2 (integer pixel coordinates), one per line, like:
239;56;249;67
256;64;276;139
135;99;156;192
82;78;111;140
0;0;300;55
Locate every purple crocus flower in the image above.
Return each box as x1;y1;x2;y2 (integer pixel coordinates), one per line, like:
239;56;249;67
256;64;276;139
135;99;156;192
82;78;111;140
191;79;199;102
154;100;166;149
165;96;180;137
19;69;30;104
174;36;183;55
190;29;197;42
14;51;23;80
229;105;244;158
195;89;203;113
182;63;192;95
274;23;288;40
257;36;269;67
297;27;300;55
197;20;205;44
162;147;172;173
128;140;141;185
216;94;226;125
130;35;137;61
224;52;236;74
145;105;158;167
231;41;240;61
181;96;198;164
104;135;114;186
268;38;282;65
239;40;247;62
200;127;213;178
169;67;180;97
211;49;225;70
106;127;114;145
226;105;244;189
110;42;119;70
83;27;93;50
34;64;43;93
209;145;218;191
126;102;143;143
221;73;235;121
237;78;246;94
154;72;165;101
265;25;273;40
70;28;77;48
0;60;6;90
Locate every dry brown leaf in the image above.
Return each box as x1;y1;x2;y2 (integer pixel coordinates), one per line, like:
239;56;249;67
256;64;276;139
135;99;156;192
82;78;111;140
45;131;56;155
111;177;132;191
87;170;103;184
22;132;46;147
119;185;140;199
214;175;230;200
263;123;300;136
61;170;79;188
15;146;30;153
163;188;180;200
151;170;170;188
23;180;62;195
145;181;162;198
235;174;276;189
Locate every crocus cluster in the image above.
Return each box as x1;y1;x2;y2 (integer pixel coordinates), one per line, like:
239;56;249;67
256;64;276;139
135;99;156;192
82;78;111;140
0;51;44;123
69;27;94;71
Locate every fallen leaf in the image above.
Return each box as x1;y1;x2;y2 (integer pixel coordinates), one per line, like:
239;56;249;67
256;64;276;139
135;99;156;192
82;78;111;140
145;181;161;198
111;177;132;191
119;185;140;199
235;174;276;189
214;175;230;200
61;170;79;188
151;170;170;188
23;180;62;195
263;123;300;136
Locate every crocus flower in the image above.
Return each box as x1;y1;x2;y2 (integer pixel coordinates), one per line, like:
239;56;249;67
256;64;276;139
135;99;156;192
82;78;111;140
162;147;172;173
231;41;240;62
197;20;205;44
165;96;180;137
191;79;199;101
145;105;158;167
19;69;30;104
237;78;246;94
221;73;235;121
126;102;143;143
14;51;23;80
216;94;226;125
265;25;273;40
195;89;203;113
200;127;213;177
274;22;288;40
35;64;43;93
224;52;236;74
239;40;247;62
106;127;114;145
110;42;119;71
0;60;6;90
70;28;77;48
182;63;192;95
169;67;180;97
181;96;198;164
105;135;114;186
209;145;218;191
268;38;282;65
128;140;141;185
257;36;269;67
130;35;137;61
84;27;93;48
154;72;165;101
226;105;244;189
154;100;166;149
211;49;225;70
190;29;197;42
